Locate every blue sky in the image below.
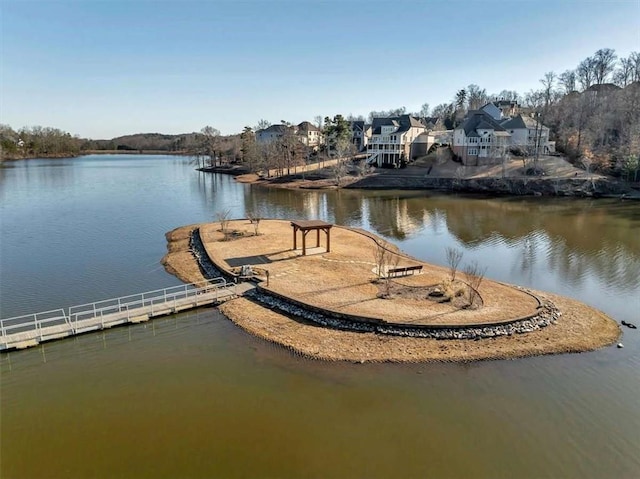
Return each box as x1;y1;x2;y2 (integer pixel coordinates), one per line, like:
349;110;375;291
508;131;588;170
2;0;639;139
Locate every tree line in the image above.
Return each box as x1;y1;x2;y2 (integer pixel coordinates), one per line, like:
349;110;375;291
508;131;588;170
1;124;83;159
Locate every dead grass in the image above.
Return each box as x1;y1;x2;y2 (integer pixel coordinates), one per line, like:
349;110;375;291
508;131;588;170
200;219;538;326
161;224;207;284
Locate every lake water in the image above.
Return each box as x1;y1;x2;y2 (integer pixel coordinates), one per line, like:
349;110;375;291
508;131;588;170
1;155;639;478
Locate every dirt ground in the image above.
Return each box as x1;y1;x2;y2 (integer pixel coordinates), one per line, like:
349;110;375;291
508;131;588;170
163;219;620;362
410;154;605;180
232;154;608;191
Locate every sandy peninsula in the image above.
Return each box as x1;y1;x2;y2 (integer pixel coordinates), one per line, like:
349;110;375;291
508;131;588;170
162;219;620;362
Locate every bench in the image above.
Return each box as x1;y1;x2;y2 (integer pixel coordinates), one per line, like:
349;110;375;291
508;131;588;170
387;265;423;277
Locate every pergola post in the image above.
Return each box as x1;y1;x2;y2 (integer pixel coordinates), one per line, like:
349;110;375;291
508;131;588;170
293;225;297;250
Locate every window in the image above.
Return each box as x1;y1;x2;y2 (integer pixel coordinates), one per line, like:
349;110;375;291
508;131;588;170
468;148;478;155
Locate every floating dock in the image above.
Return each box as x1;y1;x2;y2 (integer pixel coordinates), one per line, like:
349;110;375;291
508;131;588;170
0;278;246;351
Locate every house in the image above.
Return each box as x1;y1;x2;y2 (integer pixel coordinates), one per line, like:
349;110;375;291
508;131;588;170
452;110;511;165
350;121;371;152
256;122;324;151
419;117;445;130
256;124;291;144
492;99;518;118
367;115;426;168
296;121;323;150
480;103;503;121
500;114;553;155
479;100;519;121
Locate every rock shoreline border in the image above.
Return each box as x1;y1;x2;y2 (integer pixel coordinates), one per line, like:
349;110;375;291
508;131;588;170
246;288;560;340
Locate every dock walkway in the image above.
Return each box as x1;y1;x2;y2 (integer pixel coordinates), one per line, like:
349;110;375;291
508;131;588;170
1;278;251;351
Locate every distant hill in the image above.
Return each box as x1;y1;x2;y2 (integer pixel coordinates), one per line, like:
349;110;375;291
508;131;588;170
87;132;202;152
1;125;235;161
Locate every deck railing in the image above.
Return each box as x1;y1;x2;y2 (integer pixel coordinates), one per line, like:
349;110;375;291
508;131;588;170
0;278;233;348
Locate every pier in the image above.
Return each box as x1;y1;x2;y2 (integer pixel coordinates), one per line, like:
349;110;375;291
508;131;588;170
0;278;247;351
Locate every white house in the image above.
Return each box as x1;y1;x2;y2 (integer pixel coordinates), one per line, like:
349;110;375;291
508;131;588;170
367;115;426;167
256;124;291;144
296;121;323;150
453;110;511;166
256;122;324;151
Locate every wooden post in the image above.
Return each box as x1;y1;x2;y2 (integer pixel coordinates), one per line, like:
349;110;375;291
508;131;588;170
316;228;320;247
326;227;331;252
293;225;297;250
302;230;307;256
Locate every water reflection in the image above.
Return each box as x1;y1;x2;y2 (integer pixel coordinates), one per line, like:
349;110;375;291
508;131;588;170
237;186;639;296
0;309;216;374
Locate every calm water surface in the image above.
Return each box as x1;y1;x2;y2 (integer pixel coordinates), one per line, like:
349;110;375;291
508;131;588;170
1;155;639;478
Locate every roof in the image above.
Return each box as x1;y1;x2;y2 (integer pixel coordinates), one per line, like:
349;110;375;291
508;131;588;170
501;114;548;130
371;115;425;135
458;110;506;135
476;120;496;130
297;121;320;132
258;124;290;135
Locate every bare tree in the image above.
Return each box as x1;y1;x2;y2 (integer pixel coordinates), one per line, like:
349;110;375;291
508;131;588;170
559;69;577;94
577;56;597;90
614;57;635;86
494;89;520;102
255;119;271;131
525;88;546;172
466;84;488;110
372;240;390;281
332;158;350;187
200;126;220;168
462;261;487;308
356;158;372;177
445;247;463;281
593;48;617;85
216;209;232;235
247;212;261;236
419;102;430;118
631;52;640;82
372;240;399;296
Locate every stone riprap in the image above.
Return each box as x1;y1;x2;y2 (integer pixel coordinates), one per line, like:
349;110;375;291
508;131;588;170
247;289;560;339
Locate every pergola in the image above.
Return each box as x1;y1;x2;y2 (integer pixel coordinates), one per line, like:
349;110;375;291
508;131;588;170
290;220;333;256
